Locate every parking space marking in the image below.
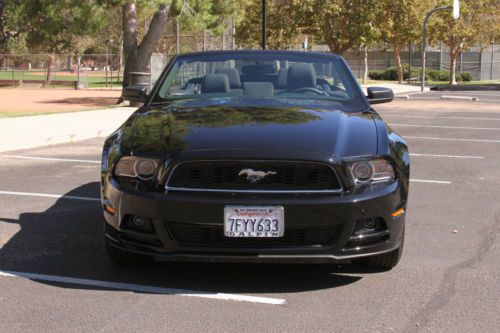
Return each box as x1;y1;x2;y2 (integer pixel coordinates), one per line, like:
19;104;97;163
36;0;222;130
410;153;484;159
405;136;500;143
379;108;500;114
410;179;452;184
0;270;286;305
2;155;100;164
390;123;500;131
381;114;500;121
0;190;99;202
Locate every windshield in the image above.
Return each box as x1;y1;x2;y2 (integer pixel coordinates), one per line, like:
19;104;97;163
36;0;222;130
152;52;366;110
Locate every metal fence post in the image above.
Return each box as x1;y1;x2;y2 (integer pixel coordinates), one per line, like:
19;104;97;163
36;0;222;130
176;20;180;55
77;54;81;90
439;42;443;71
491;44;495;80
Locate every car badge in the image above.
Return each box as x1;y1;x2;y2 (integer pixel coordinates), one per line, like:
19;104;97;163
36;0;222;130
238;168;277;183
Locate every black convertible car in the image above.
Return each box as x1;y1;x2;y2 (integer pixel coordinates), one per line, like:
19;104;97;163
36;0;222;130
101;50;409;269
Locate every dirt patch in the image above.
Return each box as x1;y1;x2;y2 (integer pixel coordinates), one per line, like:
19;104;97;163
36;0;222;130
0;88;121;114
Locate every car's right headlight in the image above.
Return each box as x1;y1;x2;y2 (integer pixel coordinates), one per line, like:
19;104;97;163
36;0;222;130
350;159;395;185
114;156;159;181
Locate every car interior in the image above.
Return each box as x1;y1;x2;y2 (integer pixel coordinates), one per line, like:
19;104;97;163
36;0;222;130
162;61;352;101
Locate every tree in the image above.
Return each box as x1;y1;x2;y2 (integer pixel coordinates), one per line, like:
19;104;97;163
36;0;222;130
11;0;106;82
381;0;429;83
121;0;240;87
236;0;301;49
296;0;377;55
428;0;500;84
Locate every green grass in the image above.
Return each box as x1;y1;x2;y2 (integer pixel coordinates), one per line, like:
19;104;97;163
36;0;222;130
0;70;122;88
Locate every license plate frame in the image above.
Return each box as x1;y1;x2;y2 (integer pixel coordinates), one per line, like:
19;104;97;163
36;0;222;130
224;206;285;238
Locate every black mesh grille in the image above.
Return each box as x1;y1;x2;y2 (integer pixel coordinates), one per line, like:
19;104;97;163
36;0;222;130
167;222;343;248
167;161;342;191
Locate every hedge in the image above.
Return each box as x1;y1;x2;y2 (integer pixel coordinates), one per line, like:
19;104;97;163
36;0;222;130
368;65;472;82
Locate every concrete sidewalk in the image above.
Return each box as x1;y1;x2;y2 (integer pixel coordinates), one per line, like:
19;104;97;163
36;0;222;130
0;107;136;153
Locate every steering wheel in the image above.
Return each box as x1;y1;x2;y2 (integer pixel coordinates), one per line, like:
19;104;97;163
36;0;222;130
291;87;326;95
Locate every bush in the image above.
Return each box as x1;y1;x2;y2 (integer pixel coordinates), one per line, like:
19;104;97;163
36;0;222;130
460;72;472;81
382;66;398;80
366;65;472;82
368;70;384;80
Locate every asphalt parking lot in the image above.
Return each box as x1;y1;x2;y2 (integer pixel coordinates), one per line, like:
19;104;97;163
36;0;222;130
1;98;499;332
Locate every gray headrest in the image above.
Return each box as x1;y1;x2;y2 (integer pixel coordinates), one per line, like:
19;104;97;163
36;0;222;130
202;74;230;93
277;68;287;89
215;68;241;89
243;82;274;97
287;64;316;90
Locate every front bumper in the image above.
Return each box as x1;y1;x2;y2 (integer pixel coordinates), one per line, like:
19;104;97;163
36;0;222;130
102;179;406;263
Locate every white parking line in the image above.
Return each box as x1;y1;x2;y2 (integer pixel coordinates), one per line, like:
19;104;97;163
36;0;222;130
382;114;500;121
410;179;452;184
405;136;500;143
390;123;500;130
0;270;286;305
2;155;100;164
0;190;99;202
380;108;500;114
410;153;484;159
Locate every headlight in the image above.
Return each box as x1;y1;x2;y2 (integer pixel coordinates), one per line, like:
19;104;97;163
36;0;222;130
114;156;159;180
350;159;395;184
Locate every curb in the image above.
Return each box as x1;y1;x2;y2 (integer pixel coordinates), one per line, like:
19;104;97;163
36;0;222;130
440;95;479;101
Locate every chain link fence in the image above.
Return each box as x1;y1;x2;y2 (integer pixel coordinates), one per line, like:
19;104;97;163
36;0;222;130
326;44;500;81
0;54;122;89
2;41;499;89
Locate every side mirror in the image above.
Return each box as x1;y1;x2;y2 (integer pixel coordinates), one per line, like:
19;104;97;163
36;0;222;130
366;87;394;105
122;85;148;103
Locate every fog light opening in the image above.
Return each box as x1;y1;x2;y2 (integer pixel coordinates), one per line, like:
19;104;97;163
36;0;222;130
363;218;377;230
353;218;387;236
123;215;154;233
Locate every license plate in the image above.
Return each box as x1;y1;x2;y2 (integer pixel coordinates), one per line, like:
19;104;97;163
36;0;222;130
224;206;284;237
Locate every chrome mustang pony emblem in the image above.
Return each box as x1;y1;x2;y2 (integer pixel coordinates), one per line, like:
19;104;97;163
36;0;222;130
238;168;277;183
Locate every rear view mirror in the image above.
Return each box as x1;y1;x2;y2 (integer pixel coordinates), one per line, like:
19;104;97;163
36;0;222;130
366;87;394;105
122;85;148;103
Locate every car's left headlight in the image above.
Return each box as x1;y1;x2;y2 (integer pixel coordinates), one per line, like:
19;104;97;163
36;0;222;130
350;159;395;185
114;156;159;181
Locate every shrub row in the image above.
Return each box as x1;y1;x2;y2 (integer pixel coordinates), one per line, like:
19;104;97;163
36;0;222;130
368;65;472;82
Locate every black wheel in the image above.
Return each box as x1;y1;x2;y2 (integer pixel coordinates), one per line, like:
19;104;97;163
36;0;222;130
105;240;150;265
360;232;404;270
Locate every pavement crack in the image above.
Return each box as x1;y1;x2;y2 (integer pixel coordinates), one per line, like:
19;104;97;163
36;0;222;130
404;211;500;333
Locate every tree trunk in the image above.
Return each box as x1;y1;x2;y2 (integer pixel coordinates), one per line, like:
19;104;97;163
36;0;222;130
326;40;353;55
362;45;368;85
122;1;170;88
45;52;55;84
394;45;403;84
449;49;459;85
122;1;138;88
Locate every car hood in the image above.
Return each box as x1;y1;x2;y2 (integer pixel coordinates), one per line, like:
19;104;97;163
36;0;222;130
120;99;377;159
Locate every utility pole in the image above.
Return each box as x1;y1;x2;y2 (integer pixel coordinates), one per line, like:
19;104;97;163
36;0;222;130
262;0;266;50
421;0;459;91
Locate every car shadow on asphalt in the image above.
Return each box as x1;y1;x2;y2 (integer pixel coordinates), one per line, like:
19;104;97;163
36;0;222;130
0;182;382;295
